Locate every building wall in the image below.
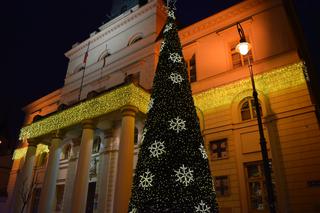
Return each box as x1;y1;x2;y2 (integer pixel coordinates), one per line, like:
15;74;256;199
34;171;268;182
7;0;320;213
203;79;320;212
22;89;61;125
61;0;166;104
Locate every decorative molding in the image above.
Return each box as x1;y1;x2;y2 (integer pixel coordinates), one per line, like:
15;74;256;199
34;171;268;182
65;0;158;58
179;0;277;42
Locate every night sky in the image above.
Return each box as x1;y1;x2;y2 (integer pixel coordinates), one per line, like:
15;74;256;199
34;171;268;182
0;0;319;151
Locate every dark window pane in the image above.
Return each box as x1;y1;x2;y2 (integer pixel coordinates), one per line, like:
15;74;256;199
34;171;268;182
247;164;260;178
215;176;229;196
210;139;228;160
249;182;264;210
134;127;139;145
241;110;251;121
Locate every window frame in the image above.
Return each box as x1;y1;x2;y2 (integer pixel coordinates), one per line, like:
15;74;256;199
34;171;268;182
185;54;197;83
214;175;230;197
244;161;275;212
230;39;253;69
209;138;228;160
240;97;263;121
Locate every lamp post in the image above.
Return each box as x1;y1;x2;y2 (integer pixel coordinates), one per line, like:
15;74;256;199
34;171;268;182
236;23;276;213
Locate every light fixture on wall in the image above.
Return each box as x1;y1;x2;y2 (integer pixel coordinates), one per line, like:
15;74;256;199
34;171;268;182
236;22;277;213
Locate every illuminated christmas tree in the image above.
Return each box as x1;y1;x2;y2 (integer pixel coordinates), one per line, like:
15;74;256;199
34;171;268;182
128;5;219;213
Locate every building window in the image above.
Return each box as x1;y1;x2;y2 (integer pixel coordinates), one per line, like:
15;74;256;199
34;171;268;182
129;37;142;45
245;161;276;211
98;49;111;62
185;54;197;82
92;137;101;154
240;97;263;121
55;185;65;211
230;40;253;69
98;48;111;69
60;144;71;160
209;139;228;160
134;127;139;145
70;65;85;76
128;33;143;46
214;176;230;196
31;188;41;212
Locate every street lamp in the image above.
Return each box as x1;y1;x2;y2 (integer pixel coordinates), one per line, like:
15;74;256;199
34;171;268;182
236;23;276;213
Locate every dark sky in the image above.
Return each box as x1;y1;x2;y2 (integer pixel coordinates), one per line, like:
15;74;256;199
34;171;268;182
0;0;319;151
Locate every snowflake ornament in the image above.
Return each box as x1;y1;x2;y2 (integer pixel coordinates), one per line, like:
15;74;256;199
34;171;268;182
169;73;183;84
129;208;137;213
147;98;154;111
199;144;208;159
149;140;166;158
174;164;194;186
169;116;187;133
140;128;147;143
139;170;154;189
160;41;166;52
164;23;173;33
195;200;211;213
168;10;176;19
169;53;183;63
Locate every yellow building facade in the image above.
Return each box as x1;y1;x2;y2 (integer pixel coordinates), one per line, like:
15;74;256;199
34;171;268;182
6;0;320;212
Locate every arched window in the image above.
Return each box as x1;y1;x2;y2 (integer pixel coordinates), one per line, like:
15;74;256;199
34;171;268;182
128;33;143;46
98;49;111;62
70;64;85;76
240;97;263;121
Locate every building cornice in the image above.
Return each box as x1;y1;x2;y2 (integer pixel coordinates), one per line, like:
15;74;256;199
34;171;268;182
20;83;150;140
179;0;281;42
23;89;62;113
65;0;160;58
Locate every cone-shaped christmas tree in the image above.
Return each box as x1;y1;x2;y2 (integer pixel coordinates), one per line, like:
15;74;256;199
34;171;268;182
128;6;219;213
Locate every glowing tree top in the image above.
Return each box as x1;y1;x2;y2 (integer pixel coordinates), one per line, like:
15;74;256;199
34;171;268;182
128;3;219;213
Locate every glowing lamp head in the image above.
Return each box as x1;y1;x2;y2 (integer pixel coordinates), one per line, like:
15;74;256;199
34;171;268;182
236;41;251;56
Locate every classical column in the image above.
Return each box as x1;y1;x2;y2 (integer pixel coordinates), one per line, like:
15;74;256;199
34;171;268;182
114;105;138;213
96;130;113;212
38;132;63;213
13;140;37;213
71;120;95;213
